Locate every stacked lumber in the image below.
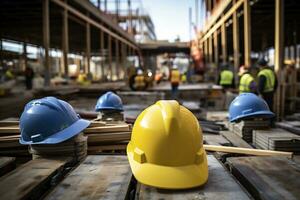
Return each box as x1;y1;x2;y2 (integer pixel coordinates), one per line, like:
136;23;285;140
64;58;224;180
253;128;300;153
0;121;29;157
230;119;270;143
30;133;87;163
85;123;132;154
276;120;300;135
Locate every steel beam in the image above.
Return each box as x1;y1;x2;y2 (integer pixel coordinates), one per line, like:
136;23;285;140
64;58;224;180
43;0;51;86
244;0;251;67
221;21;227;63
274;0;284;118
233;0;240;84
62;3;69;77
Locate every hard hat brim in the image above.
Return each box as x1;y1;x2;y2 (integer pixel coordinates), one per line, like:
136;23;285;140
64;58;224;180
127;143;208;189
230;110;275;122
20;119;90;144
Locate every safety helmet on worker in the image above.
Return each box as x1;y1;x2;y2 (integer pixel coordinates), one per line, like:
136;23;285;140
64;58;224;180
229;93;274;122
257;58;268;67
137;69;143;75
95;91;123;112
127;100;208;189
19;96;90;145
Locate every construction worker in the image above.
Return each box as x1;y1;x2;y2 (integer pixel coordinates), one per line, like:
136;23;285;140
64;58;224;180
19;96;90;144
25;66;34;90
257;58;277;111
95;91;124;122
217;63;234;89
134;69;146;90
170;65;180;99
238;65;257;94
127;100;208;189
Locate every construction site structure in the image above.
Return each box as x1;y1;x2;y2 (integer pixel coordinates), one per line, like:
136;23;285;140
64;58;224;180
195;0;300;118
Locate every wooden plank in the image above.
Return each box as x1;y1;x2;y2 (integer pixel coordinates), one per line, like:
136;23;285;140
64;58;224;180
0;157;15;177
0;127;20;134
204;145;293;158
45;156;132;200
135;155;250;200
87;132;131;143
84;124;130;133
0;121;19;127
220;131;253;148
203;134;231;146
0;158;69;200
227;156;300;200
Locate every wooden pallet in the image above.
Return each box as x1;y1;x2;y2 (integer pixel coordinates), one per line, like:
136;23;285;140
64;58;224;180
44;156;132;200
135;155;251;200
227;156;300;200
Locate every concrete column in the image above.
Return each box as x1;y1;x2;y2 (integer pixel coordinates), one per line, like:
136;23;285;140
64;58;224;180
62;4;69;77
274;0;284;118
221;21;227;63
86;22;91;74
43;0;50;86
233;0;240;85
244;0;251;67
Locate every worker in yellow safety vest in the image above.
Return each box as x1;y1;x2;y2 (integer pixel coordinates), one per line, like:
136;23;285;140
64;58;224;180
238;65;257;94
170;65;180;99
257;58;277;111
217;63;234;89
134;69;146;90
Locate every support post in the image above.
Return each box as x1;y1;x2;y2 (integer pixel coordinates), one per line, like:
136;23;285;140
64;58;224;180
100;30;105;81
86;22;91;74
233;0;240;85
108;34;112;80
221;21;227;63
274;0;284;118
209;35;213;64
244;0;251;67
62;3;69;77
43;0;51;86
115;39;119;79
23;42;28;70
213;31;219;66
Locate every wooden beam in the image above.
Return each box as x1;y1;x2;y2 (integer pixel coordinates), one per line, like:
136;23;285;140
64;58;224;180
51;0;138;50
108;34;112;80
62;3;69;77
233;0;240;85
43;0;50;86
204;145;293;158
100;29;105;81
209;35;213;63
274;0;284;118
221;21;227;63
115;39;119;80
244;0;251;67
86;21;91;74
200;0;244;43
213;31;219;65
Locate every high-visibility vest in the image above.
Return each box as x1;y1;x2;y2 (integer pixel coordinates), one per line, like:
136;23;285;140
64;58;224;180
220;70;233;85
171;69;180;84
135;75;145;87
239;73;254;93
258;68;275;93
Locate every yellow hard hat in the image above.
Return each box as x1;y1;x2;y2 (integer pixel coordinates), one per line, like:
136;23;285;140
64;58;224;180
127;100;208;189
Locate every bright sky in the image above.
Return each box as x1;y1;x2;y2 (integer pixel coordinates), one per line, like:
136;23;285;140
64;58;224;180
142;0;204;42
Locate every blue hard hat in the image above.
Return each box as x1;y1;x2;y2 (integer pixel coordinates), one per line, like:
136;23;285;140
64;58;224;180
19;97;90;145
229;93;275;122
95;91;123;112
